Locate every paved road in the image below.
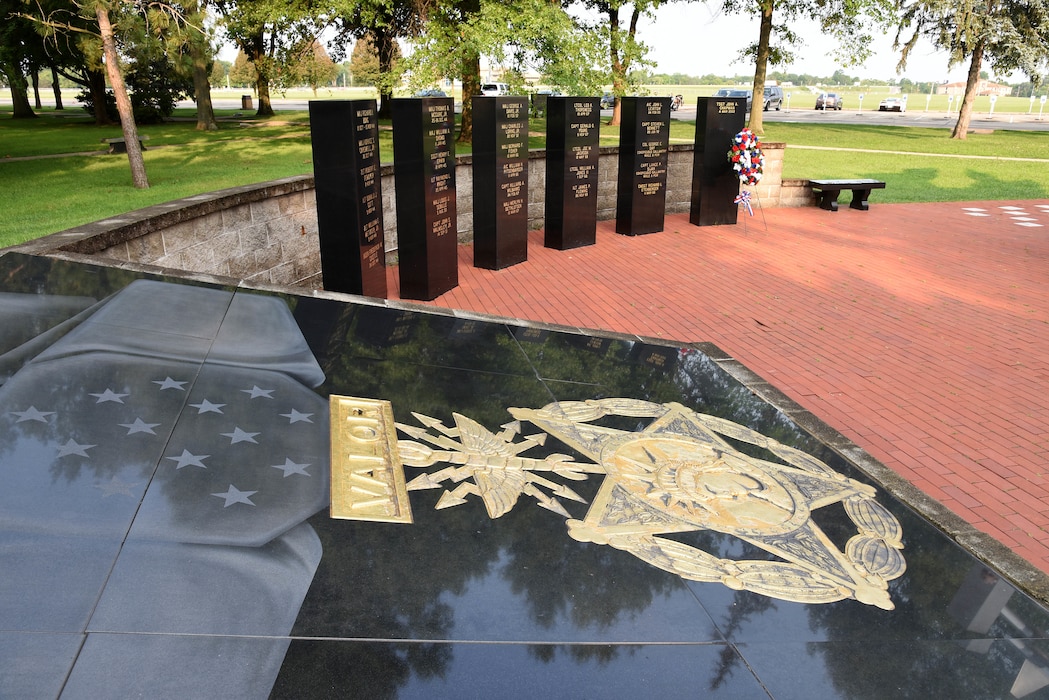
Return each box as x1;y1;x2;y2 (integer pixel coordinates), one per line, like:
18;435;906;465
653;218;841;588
8;94;1047;132
669;103;1049;132
186;96;1049;132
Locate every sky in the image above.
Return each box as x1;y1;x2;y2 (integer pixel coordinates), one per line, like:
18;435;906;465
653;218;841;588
638;4;981;84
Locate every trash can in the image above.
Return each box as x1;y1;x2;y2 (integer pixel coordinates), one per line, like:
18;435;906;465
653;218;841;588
241;95;253;110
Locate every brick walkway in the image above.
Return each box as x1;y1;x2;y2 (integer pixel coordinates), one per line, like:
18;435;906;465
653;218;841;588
388;201;1049;576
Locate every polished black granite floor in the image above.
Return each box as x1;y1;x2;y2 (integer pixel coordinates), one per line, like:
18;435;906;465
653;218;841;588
2;252;1048;699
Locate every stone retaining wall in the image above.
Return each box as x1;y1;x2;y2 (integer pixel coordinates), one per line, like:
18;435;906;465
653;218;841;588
16;143;811;289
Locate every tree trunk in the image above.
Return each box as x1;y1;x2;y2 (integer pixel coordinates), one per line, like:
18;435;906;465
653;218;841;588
3;64;36;118
951;41;984;140
88;68;113;125
191;57;218;130
256;72;274;116
186;0;217;131
31;69;42;109
458;52;480;143
50;65;64;109
748;0;775;135
96;6;150;189
376;31;396;119
607;6;623;126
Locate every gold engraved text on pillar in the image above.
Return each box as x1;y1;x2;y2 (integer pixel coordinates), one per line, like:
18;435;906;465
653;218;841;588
329;396;412;523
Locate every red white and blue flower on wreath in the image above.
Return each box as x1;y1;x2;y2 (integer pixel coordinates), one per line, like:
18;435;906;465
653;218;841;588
728;128;764;186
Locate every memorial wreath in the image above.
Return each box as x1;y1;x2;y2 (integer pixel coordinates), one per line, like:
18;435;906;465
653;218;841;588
728;128;764;185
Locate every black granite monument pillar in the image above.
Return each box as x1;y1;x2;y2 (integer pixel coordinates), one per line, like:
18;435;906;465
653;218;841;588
544;97;600;250
615;96;671;235
689;96;747;227
392;97;458;300
472;96;530;269
308;100;387;298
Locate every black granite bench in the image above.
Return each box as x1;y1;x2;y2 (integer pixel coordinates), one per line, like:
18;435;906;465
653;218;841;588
809;179;886;211
101;135;149;154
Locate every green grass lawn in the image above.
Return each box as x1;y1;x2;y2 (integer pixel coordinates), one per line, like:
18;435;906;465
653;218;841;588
1;106;1047;248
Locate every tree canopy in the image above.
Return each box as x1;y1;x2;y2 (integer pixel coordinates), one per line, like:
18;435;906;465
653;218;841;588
896;0;1049;138
573;0;659;125
719;0;895;133
215;0;328;116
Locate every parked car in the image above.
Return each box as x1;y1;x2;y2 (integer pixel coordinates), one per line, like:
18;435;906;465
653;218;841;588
878;97;906;112
762;85;784;111
480;82;509;96
600;92;615;109
815;92;843;110
414;88;448;98
712;88;733;97
530;89;563;116
725;89;753;111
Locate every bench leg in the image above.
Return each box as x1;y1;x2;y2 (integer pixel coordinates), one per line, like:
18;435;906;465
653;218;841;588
849;188;872;211
816;190;840;212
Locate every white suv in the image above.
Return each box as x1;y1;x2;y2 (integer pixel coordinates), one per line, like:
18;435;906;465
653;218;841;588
481;83;509;96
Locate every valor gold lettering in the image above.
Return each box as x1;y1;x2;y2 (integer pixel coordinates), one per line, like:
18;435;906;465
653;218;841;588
329;396;412;523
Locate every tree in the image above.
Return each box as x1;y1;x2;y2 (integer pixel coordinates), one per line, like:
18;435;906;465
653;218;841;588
576;0;657;126
12;0;147;177
333;0;418;118
896;0;1049;139
24;0;116;125
348;34;379;85
95;4;149;188
19;0;211;182
210;58;232;86
0;56;37;119
74;10;197;125
0;2;45;118
290;38;337;95
47;65;65;109
407;0;598;140
216;0;326;117
184;0;219;131
720;0;894;134
228;49;257;87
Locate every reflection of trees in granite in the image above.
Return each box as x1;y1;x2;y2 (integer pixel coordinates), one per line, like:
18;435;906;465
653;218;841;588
271;640;450;700
804;519;1024;699
290;297;357;375
709;590;776;690
500;499;679;633
0;254;147;301
529;643;644;665
283;496;493;693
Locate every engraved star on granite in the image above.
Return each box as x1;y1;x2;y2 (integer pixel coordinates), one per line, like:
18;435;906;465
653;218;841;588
272;458;311;478
166;449;209;470
90;389;129;404
279;409;314;424
57;439;95;458
11;406;56;423
119;418;161;435
153;377;187;391
211;484;258;507
189;399;226;414
221;427;260;444
242;385;275;399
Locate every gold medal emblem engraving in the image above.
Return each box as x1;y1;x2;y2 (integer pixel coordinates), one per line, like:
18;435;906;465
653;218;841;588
330;397;905;608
